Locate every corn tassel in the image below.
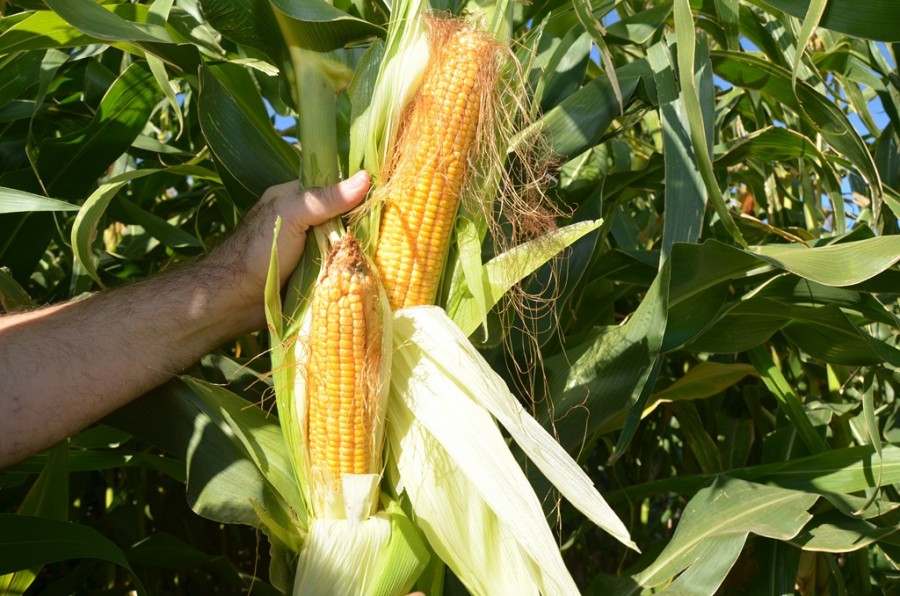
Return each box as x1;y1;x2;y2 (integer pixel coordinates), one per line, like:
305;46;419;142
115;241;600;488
305;236;385;518
374;23;498;310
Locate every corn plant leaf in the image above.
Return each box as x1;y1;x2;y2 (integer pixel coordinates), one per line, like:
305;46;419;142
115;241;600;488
790;511;900;553
36;61;156;199
453;217;489;336
0;187;78;213
0;7;123;53
716;127;831;174
648;41;706;259
749;237;900;286
181;377;305;523
44;0;170;43
547;260;668;456
711;50;881;192
759;0;900;42
447;219;603;336
641;362;758;428
115;197;202;249
605;1;671;45
0;445;68;594
347;39;384;175
0;267;32;312
570;0;623;111
527;26;592;113
71;165;218;286
529;61;647;159
0;514;147;594
198;63;300;200
72;169;159;288
673;0;744;246
43;0;201;72
199;0;283;61
749;346;829;454
269;0;384;51
0;51;43;107
789;0;827;91
128;531;222;569
631;477;817;592
609;445;900;506
104;381;275;529
688;299;900;366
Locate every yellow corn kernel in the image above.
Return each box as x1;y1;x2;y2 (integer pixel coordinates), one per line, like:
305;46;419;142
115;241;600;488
374;25;497;310
306;236;383;482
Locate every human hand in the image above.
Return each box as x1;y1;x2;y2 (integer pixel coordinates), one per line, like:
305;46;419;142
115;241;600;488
208;171;370;331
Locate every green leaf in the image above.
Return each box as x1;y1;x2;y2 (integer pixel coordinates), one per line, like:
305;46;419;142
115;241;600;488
605;1;672;45
45;0;171;43
750;237;900;286
648;41;706;259
448;219;604;336
791;511;900;553
632;477;817;592
128;532;219;568
759;0;900;42
611;445;900;505
181;377;305;521
670;401;723;474
0;267;32;312
571;0;623;111
652;362;757;404
747;346;828;454
0;187;78;213
674;0;744;246
116;197;202;249
0;51;42;107
38;62;157;199
104;381;271;529
711;51;881;193
199;0;283;61
72;169;158;287
688;298;900;366
0;9;106;53
527;26;592;113
270;0;384;52
0;514;146;594
198;63;300;200
522;58;648;158
43;0;201;72
0;446;68;594
546;259;668;455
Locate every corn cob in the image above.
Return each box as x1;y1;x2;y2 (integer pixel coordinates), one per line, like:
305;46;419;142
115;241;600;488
374;24;498;310
306;236;384;489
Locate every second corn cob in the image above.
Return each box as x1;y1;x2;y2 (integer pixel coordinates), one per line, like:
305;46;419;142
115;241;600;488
306;236;385;517
374;22;499;310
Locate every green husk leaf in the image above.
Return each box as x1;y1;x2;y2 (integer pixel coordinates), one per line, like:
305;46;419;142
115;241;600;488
448;219;603;336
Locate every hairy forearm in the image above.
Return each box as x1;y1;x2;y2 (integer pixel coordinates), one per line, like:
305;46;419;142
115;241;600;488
0;260;255;468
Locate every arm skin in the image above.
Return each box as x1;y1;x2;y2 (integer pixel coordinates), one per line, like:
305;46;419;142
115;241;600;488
0;171;370;469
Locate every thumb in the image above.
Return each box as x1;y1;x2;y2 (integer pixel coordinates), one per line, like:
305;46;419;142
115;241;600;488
292;170;370;230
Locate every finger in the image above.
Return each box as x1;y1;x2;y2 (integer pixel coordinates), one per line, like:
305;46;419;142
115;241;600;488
292;170;371;228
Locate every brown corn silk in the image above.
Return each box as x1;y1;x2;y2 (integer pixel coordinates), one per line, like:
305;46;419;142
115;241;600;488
306;237;384;490
373;21;500;310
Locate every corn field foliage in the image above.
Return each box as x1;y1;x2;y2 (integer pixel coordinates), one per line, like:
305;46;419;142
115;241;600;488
2;0;900;593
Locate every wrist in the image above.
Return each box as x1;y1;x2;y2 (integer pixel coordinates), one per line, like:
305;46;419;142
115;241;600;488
175;258;265;340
